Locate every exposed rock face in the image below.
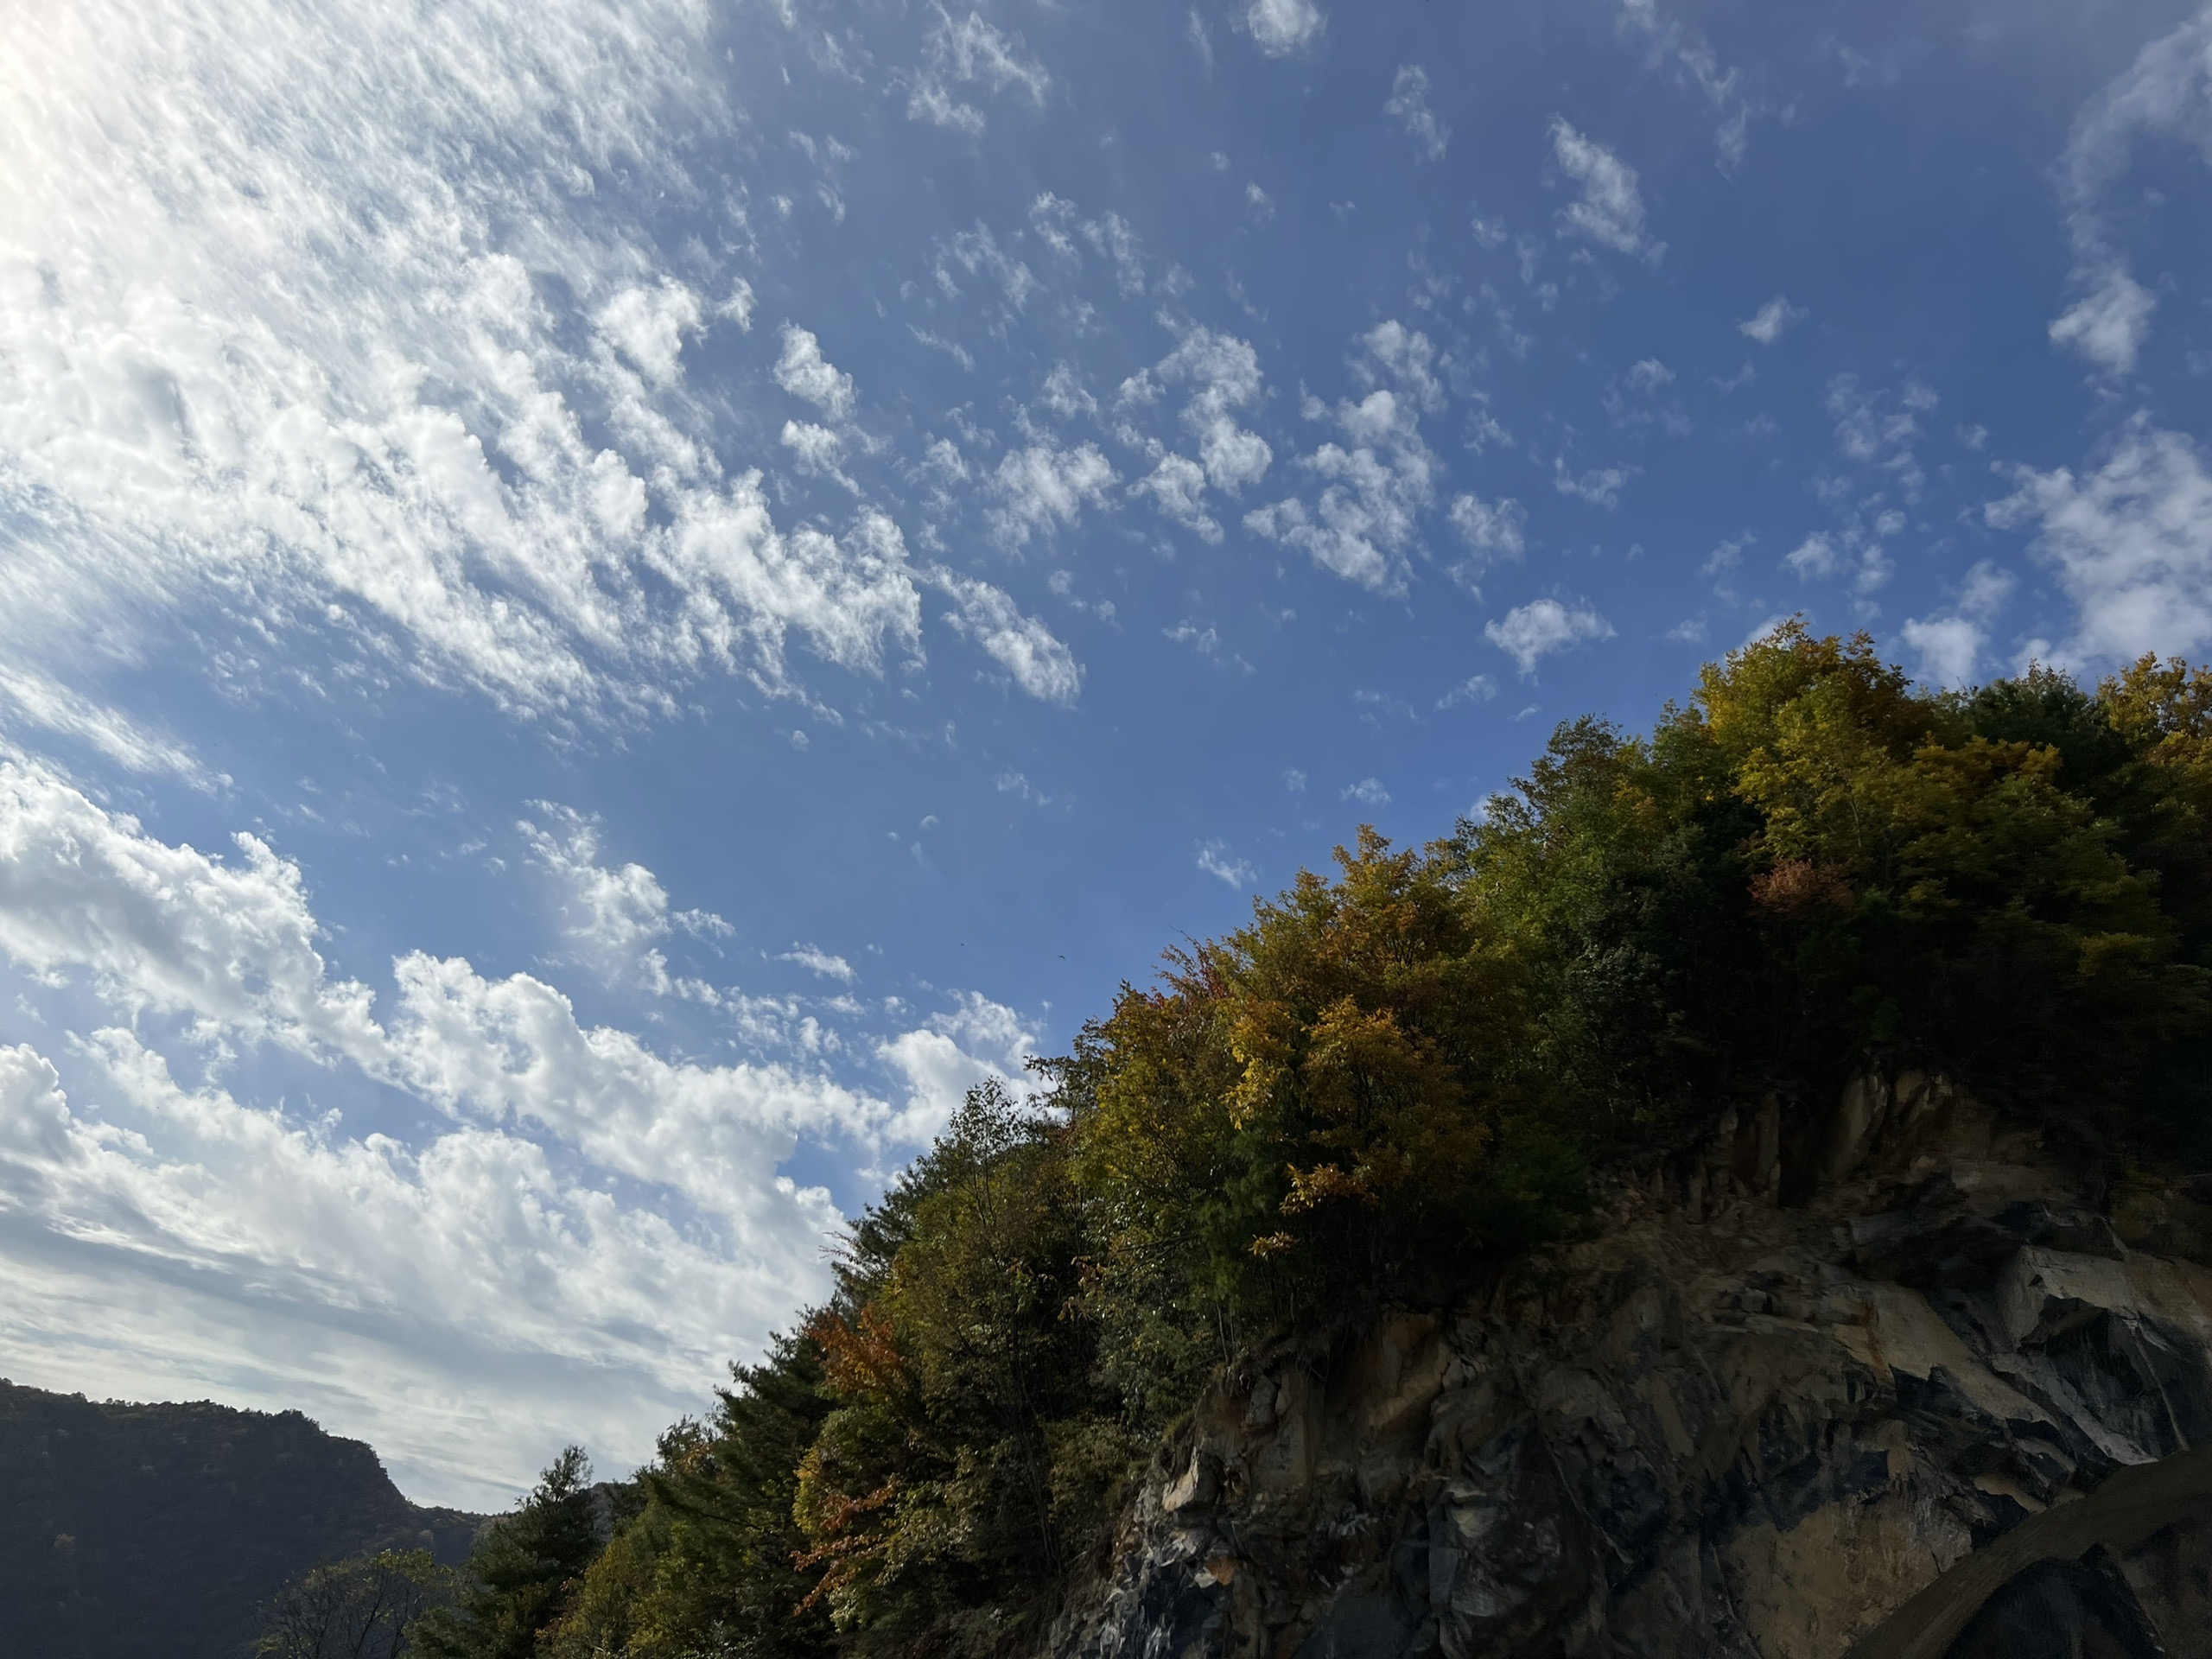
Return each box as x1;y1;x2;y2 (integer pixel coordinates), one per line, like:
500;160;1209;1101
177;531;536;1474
1049;1077;2212;1659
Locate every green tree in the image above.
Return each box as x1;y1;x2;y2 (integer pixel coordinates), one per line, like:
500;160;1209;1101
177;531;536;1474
415;1448;602;1659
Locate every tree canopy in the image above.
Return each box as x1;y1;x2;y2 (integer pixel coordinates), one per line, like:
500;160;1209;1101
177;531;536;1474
472;630;2212;1659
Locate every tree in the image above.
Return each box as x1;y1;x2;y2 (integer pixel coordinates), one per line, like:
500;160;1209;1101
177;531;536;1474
255;1549;457;1659
413;1448;602;1659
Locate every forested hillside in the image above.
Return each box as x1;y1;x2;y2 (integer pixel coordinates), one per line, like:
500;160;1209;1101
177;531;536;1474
0;1379;480;1659
353;628;2212;1656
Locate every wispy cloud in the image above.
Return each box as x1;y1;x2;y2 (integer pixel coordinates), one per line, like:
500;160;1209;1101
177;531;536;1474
1386;66;1451;162
1197;840;1257;887
1549;118;1658;257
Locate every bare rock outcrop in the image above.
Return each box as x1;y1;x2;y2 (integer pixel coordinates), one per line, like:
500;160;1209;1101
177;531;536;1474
1048;1077;2212;1659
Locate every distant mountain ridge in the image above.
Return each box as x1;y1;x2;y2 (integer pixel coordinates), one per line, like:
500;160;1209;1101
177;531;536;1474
0;1377;484;1659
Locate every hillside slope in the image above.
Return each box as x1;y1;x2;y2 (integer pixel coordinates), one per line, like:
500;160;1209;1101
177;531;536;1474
0;1380;481;1659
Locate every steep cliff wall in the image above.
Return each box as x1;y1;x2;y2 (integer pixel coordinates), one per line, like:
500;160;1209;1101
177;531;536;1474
1050;1077;2212;1659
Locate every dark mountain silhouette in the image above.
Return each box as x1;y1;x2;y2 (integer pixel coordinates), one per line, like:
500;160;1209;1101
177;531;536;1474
0;1377;482;1659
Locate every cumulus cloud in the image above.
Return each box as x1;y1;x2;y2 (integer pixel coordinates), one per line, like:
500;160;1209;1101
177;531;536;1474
932;570;1085;703
0;1033;817;1510
1484;599;1615;674
596;281;704;390
1342;777;1391;806
1386;66;1451;162
0;0;963;721
1900;562;2016;689
0;762;379;1063
875;991;1037;1145
1136;455;1223;543
520;808;675;964
1245;323;1443;593
1122;327;1273;537
1247;0;1324;56
0;766;1045;1503
1549;119;1656;257
772;326;857;421
1738;296;1804;345
783;422;855;490
987;442;1117;550
1986;420;2212;663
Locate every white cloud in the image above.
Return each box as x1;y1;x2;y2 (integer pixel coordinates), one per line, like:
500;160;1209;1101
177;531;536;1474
1738;296;1804;345
906;80;986;136
1786;532;1840;579
1245;324;1442;593
518;805;728;988
1386;66;1451;162
932;9;1051;101
780;420;854;488
987;442;1117;550
932;569;1085;703
0;1034;823;1510
1247;0;1325;56
1485;599;1615;674
1987;420;2212;664
1826;373;1933;499
0;665;212;786
2045;8;2212;374
1900;560;2016;688
1040;362;1096;420
2049;267;2157;376
1625;358;1675;392
875;992;1037;1145
0;772;1058;1502
1197;840;1257;888
1342;777;1391;806
0;0;950;721
1549;119;1656;257
1784;527;1891;596
781;944;855;982
1122;327;1273;537
1136;455;1223;543
595;281;704;390
1554;460;1637;508
1447;493;1528;582
906;10;1049;135
0;761;379;1063
772;326;857;421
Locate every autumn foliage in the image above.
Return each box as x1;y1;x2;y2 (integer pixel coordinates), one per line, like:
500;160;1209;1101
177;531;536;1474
470;627;2212;1659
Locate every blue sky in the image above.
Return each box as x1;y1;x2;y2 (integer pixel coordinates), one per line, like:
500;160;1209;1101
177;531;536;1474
3;0;2211;1507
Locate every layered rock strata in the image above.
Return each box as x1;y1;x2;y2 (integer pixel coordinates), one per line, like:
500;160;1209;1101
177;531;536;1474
1049;1077;2212;1659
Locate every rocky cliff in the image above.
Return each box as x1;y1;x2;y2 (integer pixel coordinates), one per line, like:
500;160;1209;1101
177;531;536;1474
1051;1076;2212;1659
